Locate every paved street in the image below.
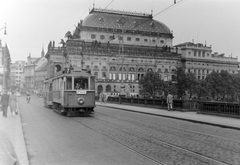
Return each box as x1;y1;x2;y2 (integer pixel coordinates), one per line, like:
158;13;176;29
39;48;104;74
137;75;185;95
16;96;240;165
18;96;157;165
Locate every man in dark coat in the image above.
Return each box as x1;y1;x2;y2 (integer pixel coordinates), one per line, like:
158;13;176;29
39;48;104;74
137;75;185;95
1;90;10;117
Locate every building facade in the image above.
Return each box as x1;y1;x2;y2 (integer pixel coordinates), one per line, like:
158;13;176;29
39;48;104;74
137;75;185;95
1;43;11;90
45;8;239;97
0;40;4;90
175;42;239;79
46;8;180;97
10;60;27;88
34;61;48;93
10;63;17;86
24;54;40;93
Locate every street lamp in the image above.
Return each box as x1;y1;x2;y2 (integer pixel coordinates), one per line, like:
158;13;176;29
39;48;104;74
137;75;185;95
117;16;126;97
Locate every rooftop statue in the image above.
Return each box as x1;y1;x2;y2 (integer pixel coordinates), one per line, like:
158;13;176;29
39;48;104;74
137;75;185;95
59;39;66;47
65;31;73;40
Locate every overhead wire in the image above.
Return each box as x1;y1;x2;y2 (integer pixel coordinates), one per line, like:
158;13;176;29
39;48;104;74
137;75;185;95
67;0;115;35
130;0;188;31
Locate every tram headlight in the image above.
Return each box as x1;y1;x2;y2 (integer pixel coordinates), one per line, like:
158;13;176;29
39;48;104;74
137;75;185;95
77;97;85;105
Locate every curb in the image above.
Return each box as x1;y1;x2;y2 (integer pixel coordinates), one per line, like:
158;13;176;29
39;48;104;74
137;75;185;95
97;104;240;131
16;101;30;165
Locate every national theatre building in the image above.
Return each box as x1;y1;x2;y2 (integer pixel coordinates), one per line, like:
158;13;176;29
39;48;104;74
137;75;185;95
45;8;239;96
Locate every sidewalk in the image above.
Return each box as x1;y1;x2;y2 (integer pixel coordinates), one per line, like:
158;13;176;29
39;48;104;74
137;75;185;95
96;102;240;130
0;102;29;165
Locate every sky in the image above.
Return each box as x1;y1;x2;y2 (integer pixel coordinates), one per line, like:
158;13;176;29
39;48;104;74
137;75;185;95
0;0;239;62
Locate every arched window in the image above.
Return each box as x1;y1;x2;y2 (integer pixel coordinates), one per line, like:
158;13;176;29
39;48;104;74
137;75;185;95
138;68;144;72
97;85;103;94
119;67;126;71
129;67;135;71
147;68;153;72
55;64;62;72
110;66;116;71
106;85;111;92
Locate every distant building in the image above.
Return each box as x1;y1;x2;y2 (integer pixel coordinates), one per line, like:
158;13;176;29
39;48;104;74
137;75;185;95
13;60;27;88
24;53;40;93
10;62;17;86
10;61;27;87
175;42;239;80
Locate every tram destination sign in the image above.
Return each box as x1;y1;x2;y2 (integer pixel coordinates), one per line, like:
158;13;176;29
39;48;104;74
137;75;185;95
76;90;87;94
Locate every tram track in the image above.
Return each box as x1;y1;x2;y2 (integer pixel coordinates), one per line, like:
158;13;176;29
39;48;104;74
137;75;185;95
71;118;165;165
97;111;240;154
71;113;234;165
92;114;236;165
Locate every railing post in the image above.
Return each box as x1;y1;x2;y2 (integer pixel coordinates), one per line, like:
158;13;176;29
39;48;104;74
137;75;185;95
119;96;122;104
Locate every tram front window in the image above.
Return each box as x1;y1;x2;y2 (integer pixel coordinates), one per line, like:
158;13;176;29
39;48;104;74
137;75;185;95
66;77;72;90
74;77;88;90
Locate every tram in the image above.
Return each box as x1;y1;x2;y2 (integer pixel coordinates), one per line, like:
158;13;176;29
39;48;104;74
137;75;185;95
43;63;95;116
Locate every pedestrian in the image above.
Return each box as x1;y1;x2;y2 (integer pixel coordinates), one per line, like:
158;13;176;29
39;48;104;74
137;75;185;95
103;92;108;104
9;91;17;117
1;90;10;118
99;91;103;104
167;92;173;111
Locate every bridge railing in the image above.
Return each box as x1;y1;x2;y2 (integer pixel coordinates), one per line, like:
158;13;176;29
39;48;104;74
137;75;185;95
97;96;240;118
198;101;240;118
97;96;199;112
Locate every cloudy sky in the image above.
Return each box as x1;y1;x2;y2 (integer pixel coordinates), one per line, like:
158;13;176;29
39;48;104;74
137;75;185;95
0;0;239;62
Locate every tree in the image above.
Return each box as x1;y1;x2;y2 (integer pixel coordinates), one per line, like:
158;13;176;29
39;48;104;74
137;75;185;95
205;71;222;99
219;70;234;100
185;72;198;98
138;71;165;98
229;73;240;101
195;80;208;100
175;67;188;98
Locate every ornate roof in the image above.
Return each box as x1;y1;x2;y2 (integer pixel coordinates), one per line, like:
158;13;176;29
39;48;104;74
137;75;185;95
82;8;171;34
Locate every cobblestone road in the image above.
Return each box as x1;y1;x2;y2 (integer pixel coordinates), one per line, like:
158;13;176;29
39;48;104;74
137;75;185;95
73;107;240;165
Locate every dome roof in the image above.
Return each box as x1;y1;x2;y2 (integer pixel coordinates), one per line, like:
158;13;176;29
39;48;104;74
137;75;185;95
82;8;171;34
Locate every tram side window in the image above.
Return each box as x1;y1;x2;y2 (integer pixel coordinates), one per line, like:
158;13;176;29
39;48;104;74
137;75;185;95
74;77;88;90
66;77;72;90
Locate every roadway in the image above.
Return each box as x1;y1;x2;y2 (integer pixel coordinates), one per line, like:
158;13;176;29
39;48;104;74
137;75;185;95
3;95;240;165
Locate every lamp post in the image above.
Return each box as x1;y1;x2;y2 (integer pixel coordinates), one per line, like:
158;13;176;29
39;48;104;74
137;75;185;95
117;16;126;97
0;23;7;90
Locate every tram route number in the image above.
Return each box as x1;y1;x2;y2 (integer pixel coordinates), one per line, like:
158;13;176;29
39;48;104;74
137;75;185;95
76;90;87;95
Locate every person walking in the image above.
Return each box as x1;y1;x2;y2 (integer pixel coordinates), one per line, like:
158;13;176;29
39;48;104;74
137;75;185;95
1;90;10;118
99;91;103;104
9;91;17;117
167;92;173;111
103;92;108;104
26;91;31;103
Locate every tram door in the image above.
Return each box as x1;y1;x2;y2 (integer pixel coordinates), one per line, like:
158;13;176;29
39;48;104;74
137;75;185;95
61;77;65;105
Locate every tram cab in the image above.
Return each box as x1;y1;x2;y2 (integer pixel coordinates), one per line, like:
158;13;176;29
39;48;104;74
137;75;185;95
43;68;95;116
